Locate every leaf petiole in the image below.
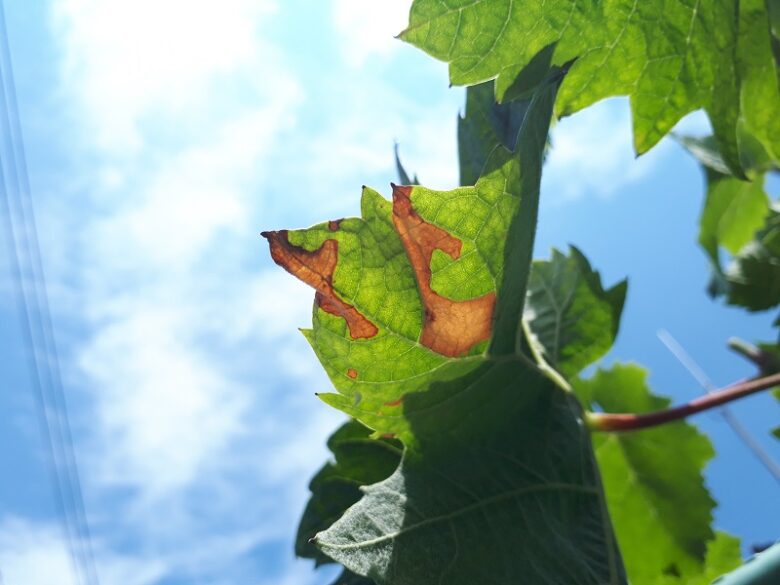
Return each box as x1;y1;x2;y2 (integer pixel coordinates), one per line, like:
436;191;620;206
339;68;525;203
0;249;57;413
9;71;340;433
586;372;780;432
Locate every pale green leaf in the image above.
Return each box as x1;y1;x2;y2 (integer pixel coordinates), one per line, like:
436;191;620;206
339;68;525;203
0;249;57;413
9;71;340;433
574;364;717;584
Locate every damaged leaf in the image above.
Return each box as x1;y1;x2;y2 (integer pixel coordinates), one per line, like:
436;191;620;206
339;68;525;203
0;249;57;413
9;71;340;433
265;80;628;584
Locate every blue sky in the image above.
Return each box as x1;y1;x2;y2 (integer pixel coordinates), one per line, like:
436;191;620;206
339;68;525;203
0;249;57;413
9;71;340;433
0;1;778;584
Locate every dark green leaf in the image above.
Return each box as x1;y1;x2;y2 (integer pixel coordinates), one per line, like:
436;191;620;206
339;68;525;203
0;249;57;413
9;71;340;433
401;0;780;173
331;568;376;585
296;420;401;565
458;80;530;186
525;246;627;379
316;372;625;585
574;364;718;584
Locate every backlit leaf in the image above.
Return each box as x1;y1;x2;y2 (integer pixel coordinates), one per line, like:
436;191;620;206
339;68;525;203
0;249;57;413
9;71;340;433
401;0;780;173
575;364;718;584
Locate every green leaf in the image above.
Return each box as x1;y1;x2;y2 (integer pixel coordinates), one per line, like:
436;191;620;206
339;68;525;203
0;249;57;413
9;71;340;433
724;207;780;311
401;0;780;172
679;134;778;308
458;80;530;186
684;532;743;585
706;541;780;585
265;80;627;584
296;420;401;565
525;246;627;379
574;364;718;584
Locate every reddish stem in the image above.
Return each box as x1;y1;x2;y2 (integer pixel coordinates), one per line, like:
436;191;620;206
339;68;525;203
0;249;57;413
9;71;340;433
588;372;780;433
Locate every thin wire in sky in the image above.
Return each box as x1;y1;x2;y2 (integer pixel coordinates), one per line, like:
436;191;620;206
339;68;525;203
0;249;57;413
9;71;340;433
0;2;100;584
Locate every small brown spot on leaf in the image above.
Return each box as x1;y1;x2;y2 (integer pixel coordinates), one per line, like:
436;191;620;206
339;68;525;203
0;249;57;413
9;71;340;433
347;368;358;379
262;230;378;340
328;219;342;231
384;398;403;407
391;185;495;357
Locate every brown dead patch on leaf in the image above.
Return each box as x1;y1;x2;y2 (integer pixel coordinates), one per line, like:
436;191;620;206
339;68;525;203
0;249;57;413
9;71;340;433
328;219;342;231
391;185;495;357
384;397;403;407
346;368;358;379
262;230;378;340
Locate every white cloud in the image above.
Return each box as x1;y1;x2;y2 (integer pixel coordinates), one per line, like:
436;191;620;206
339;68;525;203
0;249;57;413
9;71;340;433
36;0;459;582
542;98;668;203
0;518;165;585
51;0;285;153
332;0;412;68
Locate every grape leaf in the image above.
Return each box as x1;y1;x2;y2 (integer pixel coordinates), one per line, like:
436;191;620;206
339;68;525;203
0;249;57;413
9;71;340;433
723;206;780;311
574;364;718;584
458;79;531;186
296;420;401;566
679;135;779;309
525;246;627;379
265;80;627;584
684;532;743;585
400;0;780;173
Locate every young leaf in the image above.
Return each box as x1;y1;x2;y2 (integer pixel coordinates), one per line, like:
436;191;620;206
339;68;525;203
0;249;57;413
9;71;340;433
265;80;627;584
525;246;627;379
296;420;401;566
575;364;719;584
400;0;780;173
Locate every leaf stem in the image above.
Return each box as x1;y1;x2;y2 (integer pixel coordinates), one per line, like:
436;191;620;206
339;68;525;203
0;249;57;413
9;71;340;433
586;373;780;432
658;330;780;485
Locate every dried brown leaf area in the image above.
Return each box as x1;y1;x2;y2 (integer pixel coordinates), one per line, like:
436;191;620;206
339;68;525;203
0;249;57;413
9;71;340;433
391;185;495;357
262;230;379;340
263;186;496;357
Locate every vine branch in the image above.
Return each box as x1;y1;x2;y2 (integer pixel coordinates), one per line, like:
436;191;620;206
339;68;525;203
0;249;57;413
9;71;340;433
587;372;780;432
